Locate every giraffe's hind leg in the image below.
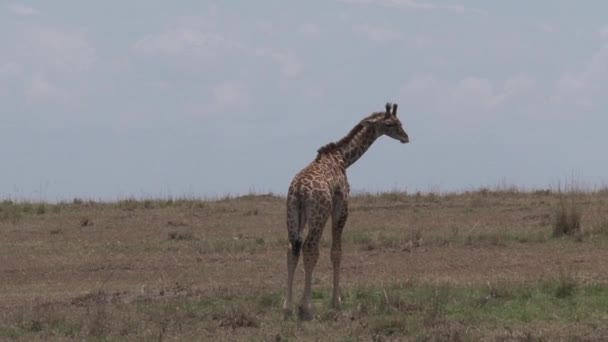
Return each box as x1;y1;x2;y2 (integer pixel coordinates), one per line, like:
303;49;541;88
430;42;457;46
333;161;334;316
283;198;302;318
298;199;330;321
283;244;300;318
331;195;348;309
298;225;323;321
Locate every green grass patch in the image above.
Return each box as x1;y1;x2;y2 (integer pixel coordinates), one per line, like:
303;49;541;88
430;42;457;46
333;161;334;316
2;280;607;341
337;278;608;338
346;230;421;251
426;226;552;248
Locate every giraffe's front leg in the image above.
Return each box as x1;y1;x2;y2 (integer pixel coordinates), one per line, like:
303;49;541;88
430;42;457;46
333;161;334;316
331;199;348;309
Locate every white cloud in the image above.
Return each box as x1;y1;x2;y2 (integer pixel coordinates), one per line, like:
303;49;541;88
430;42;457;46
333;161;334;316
413;34;433;48
0;63;22;96
399;75;443;107
588;45;608;74
25;75;71;105
135;23;302;78
0;63;22;78
18;27;96;74
192;81;252;117
449;77;499;112
254;48;302;78
500;74;538;104
539;24;557;33
354;25;402;43
400;74;539;117
213;82;251;110
134;28;240;60
8;3;39;16
551;45;608;110
0;26;96;109
337;0;486;15
301;84;325;100
299;23;321;37
553;73;591;109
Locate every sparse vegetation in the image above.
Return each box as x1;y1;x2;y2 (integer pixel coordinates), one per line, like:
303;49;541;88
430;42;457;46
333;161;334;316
1;189;608;340
167;231;196;241
4;279;604;341
553;192;582;237
35;204;46;215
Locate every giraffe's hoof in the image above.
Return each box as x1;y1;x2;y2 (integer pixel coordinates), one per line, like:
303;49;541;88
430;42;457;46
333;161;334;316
297;305;314;321
332;297;342;310
282;301;294;320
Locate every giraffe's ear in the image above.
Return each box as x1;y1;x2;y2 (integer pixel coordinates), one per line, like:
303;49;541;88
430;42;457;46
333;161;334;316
362;115;382;126
361;118;375;126
392;103;398;116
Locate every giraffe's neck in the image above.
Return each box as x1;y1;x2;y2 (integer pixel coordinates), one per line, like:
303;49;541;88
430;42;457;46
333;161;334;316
338;125;379;169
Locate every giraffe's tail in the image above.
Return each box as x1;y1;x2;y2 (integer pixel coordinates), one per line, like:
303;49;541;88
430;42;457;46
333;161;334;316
291;235;302;257
287;193;305;257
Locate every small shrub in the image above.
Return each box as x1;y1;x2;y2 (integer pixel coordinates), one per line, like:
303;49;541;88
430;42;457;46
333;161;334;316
28;320;43;332
588;220;608;236
552;196;582;237
80;218;93;227
350;232;376;251
167;220;187;227
487;282;514;300
88;305;109;337
533;189;552;196
257;292;281;308
213;307;259;329
368;315;408;338
36;204;46;215
554;273;577;299
422;287;448;328
598;221;608;235
381;191;404;202
168;231;196;241
464;233;506;248
426;192;440;203
118;199;138;211
21;203;34;214
244;209;260;216
1;205;23;223
407;229;423;247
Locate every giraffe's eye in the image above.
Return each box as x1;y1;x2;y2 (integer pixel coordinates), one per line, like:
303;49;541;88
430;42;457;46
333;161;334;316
385;122;397;127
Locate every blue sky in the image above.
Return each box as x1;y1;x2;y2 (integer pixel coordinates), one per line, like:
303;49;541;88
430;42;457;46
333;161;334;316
1;1;608;200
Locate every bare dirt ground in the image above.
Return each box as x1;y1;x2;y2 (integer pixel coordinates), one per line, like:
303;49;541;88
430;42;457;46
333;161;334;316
1;190;607;341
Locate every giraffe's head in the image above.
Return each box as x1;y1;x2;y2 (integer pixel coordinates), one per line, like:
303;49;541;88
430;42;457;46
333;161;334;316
362;103;409;143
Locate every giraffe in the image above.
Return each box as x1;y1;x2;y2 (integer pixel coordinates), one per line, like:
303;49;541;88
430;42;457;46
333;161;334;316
283;102;409;320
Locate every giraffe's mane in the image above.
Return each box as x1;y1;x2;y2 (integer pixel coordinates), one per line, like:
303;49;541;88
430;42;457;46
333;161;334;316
316;123;363;157
315;111;385;159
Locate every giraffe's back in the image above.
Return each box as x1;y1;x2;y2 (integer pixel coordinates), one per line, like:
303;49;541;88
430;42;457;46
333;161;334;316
288;156;347;204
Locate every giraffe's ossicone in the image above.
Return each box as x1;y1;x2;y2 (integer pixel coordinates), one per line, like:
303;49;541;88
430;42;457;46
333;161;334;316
283;102;409;321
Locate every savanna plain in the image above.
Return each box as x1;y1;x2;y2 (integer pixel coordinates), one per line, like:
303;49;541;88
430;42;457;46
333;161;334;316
1;188;608;341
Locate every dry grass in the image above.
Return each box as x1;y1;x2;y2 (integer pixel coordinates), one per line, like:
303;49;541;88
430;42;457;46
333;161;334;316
552;191;583;238
1;190;608;340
